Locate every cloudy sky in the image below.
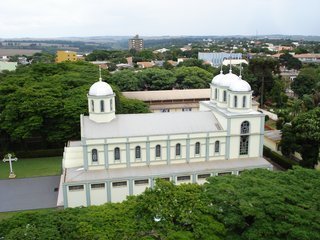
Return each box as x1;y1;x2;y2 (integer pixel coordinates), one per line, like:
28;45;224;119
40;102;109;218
1;0;319;38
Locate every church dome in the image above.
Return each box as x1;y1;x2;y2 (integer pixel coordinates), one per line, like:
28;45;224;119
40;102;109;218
219;71;240;88
211;71;225;85
229;79;251;92
89;81;113;96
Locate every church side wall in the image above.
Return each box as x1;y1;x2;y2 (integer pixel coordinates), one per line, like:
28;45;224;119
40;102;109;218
84;131;228;171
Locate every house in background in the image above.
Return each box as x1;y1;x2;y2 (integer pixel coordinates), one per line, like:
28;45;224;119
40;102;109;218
0;61;17;72
123;89;211;112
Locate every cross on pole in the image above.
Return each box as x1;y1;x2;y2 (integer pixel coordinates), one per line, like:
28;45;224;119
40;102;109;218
3;153;17;179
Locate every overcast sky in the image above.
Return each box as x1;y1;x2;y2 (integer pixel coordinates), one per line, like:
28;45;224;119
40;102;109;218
1;0;319;38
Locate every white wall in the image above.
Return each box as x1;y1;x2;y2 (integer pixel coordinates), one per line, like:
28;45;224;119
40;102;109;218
110;181;129;203
67;185;87;207
90;184;107;206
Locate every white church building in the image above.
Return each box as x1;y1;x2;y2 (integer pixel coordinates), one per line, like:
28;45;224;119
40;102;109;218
58;69;273;208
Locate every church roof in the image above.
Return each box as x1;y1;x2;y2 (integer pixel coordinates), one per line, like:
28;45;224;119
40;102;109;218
89;81;114;96
122;89;210;102
82;111;223;139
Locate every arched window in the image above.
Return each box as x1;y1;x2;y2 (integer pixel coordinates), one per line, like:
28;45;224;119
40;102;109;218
240;136;249;155
91;100;94;112
176;143;181;156
92;149;98;162
135;146;141;159
223;90;227;102
234;96;238;108
155;145;161;158
242;96;246;108
240;121;250;155
214;88;218;100
195;142;200;155
114;147;120;161
100;100;105;112
110;99;113;111
240;121;250;134
214;141;220;153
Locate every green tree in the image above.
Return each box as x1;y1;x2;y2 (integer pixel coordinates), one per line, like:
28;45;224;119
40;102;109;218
110;69;142;91
204;167;320;240
279;53;302;70
137;68;176;90
291;107;320;168
291;67;320;97
134;179;225;240
174;66;212;89
248;57;280;107
0;61;149;152
269;79;288;107
280;124;298;156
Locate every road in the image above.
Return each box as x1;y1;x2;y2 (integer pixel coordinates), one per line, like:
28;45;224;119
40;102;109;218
0;176;60;212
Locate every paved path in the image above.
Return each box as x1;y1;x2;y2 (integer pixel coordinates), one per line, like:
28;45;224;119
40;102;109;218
0;176;60;212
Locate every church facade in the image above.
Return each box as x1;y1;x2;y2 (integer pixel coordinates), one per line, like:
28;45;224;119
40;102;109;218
58;69;272;208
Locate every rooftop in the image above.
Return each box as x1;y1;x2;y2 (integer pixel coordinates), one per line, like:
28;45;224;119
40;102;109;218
82;111;223;139
122;89;210;102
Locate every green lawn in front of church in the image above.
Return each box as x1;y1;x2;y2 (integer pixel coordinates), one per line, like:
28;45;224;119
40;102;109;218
0;208;56;222
0;156;62;179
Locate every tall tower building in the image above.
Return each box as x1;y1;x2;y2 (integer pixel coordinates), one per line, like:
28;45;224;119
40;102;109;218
128;34;144;51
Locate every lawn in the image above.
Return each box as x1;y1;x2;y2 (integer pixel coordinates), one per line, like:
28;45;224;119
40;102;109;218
0;156;62;179
0;211;18;221
0;208;56;222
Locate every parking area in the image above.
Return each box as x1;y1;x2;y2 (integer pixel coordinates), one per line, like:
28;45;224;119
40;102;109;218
0;176;60;212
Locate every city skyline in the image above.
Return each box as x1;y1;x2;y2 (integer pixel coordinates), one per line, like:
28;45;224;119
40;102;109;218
1;0;319;38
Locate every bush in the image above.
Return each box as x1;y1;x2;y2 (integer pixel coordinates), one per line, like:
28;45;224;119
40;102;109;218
14;148;63;158
263;146;298;169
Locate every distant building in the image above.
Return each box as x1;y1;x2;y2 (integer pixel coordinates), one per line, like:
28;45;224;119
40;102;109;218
137;61;154;68
56;50;77;63
222;59;248;66
177;58;190;63
128;35;144;51
122;89;211;113
293;54;320;63
180;45;192;52
0;62;17;72
18;57;29;65
198;52;242;67
123;89;259;113
153;48;169;54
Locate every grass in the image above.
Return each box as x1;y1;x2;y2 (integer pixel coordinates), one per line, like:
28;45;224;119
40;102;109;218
0;211;17;221
0;208;56;222
0;156;62;179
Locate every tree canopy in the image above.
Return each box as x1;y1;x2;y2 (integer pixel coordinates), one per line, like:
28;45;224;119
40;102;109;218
292;66;320;98
279;53;302;70
0;62;149;152
280;107;320;168
248;57;280;106
0;168;319;239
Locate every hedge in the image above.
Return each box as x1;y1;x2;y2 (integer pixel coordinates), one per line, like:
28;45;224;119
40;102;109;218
263;146;299;170
12;148;63;159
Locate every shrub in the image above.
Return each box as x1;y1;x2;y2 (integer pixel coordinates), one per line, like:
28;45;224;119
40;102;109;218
263;146;298;169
